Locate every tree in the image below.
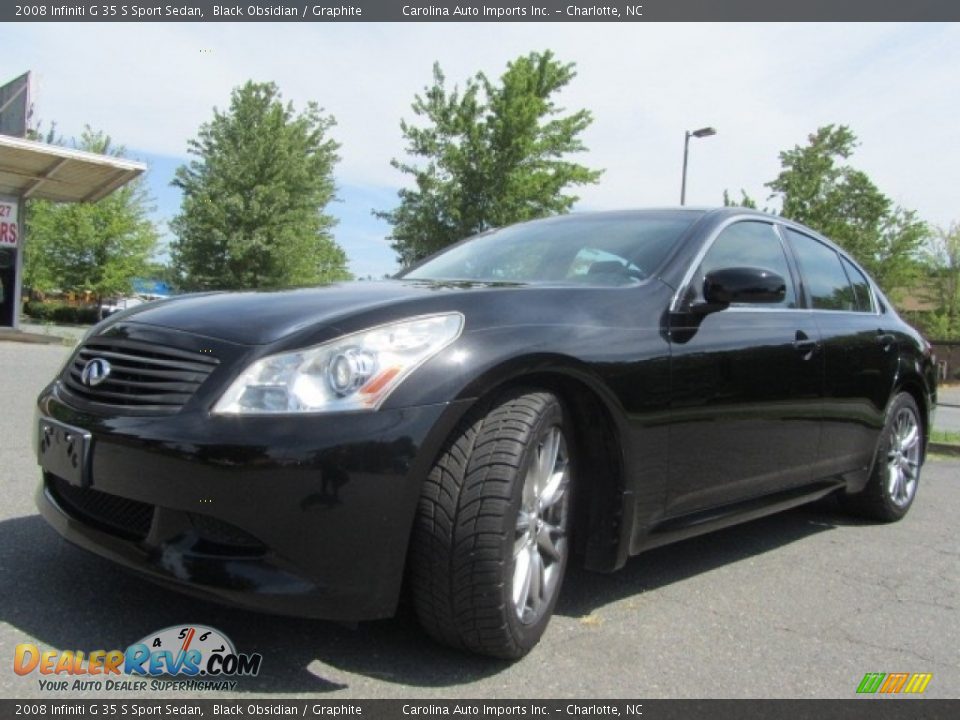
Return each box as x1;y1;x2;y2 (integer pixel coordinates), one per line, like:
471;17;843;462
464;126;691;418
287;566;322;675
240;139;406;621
722;188;758;209
24;126;158;306
171;81;349;290
765;125;927;295
922;223;960;338
379;51;603;266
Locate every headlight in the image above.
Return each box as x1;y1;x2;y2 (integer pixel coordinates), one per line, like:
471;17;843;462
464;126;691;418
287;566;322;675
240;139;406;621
213;313;464;414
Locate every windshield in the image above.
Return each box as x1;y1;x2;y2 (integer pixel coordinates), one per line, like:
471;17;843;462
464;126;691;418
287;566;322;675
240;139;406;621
402;214;697;286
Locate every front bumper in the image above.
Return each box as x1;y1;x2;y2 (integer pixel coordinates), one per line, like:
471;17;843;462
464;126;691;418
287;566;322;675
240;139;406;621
36;384;472;621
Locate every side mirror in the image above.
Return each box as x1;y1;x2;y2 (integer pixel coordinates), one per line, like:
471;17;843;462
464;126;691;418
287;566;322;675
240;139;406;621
702;267;786;306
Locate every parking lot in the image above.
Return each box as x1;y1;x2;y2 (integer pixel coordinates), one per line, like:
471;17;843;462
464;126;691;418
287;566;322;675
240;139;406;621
1;340;957;699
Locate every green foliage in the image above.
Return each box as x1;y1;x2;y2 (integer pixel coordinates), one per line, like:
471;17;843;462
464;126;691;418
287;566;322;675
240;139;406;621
171;81;349;290
920;223;960;339
722;188;758;209
26;121;63;145
917;311;954;340
23;127;159;302
379;51;603;266
765;125;928;296
930;429;960;446
24;300;99;325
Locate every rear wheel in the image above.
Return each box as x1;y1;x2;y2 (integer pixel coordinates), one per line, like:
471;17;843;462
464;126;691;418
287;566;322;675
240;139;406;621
840;392;923;521
409;390;573;658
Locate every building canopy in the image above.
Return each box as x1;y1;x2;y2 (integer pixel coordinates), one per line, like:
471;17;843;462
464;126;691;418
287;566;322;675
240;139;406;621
0;134;145;203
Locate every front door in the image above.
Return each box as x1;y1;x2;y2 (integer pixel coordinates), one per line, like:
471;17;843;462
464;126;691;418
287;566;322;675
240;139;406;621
666;220;823;516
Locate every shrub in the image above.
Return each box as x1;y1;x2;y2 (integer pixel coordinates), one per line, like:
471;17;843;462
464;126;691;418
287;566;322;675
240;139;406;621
23;301;98;325
24;300;53;321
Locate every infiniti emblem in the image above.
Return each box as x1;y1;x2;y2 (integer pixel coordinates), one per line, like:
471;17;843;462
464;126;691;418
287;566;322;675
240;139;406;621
81;358;112;387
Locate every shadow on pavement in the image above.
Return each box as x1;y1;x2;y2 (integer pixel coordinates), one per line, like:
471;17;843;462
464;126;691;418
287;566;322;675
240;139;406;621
555;496;868;619
0;499;861;692
0;514;504;693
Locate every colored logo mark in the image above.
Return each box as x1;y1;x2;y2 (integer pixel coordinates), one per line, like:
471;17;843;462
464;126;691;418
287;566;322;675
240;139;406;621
857;672;932;694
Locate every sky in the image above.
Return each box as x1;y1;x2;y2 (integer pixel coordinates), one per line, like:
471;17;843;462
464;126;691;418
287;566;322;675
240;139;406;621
4;22;959;278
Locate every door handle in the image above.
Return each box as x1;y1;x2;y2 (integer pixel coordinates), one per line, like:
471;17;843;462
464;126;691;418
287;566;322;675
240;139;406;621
793;330;817;359
876;330;896;351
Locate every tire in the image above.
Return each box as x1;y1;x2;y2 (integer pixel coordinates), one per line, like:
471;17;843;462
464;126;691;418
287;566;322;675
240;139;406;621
409;389;573;659
840;392;924;522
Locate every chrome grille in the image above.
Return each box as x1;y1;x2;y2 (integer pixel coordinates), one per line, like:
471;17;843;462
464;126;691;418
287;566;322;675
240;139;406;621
62;338;219;413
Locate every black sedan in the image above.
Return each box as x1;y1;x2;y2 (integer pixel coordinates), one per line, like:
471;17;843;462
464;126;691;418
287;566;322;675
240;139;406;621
34;208;937;659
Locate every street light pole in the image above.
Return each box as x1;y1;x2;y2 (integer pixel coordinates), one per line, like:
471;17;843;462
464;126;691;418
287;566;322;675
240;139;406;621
680;131;692;206
680;126;716;206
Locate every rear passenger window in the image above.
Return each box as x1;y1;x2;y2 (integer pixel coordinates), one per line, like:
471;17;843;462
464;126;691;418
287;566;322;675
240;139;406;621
785;229;856;311
840;256;874;313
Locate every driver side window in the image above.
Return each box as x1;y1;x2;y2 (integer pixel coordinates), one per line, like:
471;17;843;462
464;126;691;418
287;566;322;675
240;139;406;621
685;221;797;308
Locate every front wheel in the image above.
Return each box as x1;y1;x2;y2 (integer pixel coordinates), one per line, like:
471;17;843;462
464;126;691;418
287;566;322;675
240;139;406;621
841;392;924;522
409;390;573;659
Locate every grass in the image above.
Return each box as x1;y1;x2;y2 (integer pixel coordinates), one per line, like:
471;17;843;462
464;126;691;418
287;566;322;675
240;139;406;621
930;429;960;445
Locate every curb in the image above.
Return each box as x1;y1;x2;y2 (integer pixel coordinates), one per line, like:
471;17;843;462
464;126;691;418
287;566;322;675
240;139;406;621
929;442;960;457
0;330;70;346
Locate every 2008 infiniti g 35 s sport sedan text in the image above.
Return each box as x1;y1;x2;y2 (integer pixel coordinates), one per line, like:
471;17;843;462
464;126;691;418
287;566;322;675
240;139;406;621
34;208;937;659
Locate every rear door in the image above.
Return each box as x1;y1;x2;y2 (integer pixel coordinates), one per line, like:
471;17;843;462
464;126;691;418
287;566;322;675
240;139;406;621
783;228;895;480
666;220;823;516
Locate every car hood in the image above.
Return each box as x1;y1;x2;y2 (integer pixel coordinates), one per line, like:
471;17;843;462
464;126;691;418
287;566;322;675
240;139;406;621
111;280;521;345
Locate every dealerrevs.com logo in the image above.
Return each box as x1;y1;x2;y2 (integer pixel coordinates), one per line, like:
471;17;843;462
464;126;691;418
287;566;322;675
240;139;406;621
14;625;262;692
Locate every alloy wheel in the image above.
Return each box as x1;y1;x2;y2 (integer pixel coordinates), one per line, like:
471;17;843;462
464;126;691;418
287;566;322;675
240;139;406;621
512;426;570;625
886;407;920;508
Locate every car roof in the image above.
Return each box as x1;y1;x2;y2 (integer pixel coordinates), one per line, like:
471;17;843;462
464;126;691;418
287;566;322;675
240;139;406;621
536;207;791;225
539;208;709;223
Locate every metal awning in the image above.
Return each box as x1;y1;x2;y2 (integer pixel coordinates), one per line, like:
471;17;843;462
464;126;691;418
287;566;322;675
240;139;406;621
0;134;145;203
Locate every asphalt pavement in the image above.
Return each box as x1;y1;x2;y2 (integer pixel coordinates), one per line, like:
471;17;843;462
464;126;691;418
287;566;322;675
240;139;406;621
936;405;960;433
936;386;960;432
0;341;957;699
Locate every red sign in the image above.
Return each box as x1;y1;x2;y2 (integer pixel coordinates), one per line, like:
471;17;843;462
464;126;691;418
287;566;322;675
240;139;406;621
0;197;18;248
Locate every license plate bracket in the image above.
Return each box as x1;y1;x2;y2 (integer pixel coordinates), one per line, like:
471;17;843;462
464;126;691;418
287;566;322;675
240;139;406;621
38;417;92;488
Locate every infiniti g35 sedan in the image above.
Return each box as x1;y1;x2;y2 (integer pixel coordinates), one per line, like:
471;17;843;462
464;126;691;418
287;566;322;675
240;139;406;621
34;208;937;658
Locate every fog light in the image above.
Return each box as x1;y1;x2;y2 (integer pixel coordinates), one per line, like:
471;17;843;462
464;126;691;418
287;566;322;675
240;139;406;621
328;348;376;396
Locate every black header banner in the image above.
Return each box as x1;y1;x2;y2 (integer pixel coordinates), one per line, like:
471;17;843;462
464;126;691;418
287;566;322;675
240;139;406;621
1;700;959;719
4;0;960;22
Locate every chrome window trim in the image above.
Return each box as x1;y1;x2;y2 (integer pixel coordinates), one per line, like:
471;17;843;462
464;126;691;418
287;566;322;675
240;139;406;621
779;224;882;317
669;215;794;313
810;308;880;316
671;214;883;317
719;307;883;316
838;253;878;314
698;306;813;314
